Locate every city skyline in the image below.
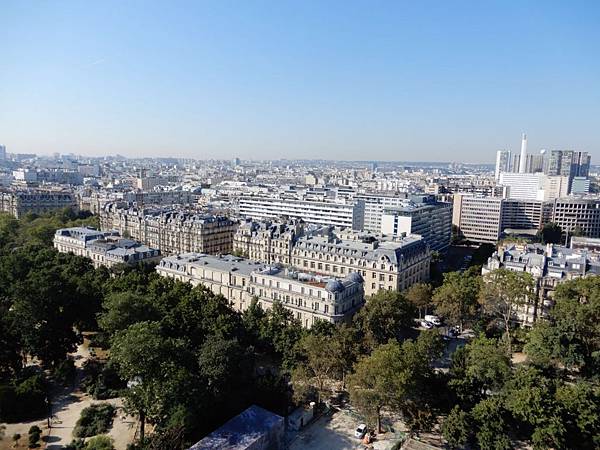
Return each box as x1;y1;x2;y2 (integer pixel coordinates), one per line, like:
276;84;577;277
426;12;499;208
1;1;599;162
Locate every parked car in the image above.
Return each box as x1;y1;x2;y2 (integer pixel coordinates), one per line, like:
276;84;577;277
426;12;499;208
424;315;442;326
355;424;368;439
420;320;434;329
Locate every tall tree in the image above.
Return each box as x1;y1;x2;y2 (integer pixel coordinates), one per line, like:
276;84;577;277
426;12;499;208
98;292;161;337
464;335;511;394
538;223;562;244
12;266;81;366
347;341;404;433
291;333;341;406
261;301;304;370
471;397;511;450
432;267;480;331
110;321;188;441
502;366;565;450
405;283;432;319
442;406;470;449
555;381;600;450
347;332;443;432
479;268;535;351
354;290;415;348
331;323;361;387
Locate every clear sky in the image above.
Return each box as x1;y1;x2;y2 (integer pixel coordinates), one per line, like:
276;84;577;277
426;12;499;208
1;1;599;162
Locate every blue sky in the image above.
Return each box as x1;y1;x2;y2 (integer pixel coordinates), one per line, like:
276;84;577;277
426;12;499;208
1;1;599;162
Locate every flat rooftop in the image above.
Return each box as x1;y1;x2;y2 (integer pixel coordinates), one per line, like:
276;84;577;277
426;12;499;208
189;405;284;450
159;253;359;289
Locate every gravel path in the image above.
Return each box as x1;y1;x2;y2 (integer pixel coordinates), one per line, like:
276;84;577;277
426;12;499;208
0;341;137;450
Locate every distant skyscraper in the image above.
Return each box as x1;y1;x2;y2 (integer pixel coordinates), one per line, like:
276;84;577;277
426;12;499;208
0;145;6;160
526;151;545;173
546;150;591;178
518;133;528;174
495;150;511;181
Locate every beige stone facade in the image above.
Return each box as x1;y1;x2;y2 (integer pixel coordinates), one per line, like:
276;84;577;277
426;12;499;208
100;203;237;255
233;219;304;264
292;232;431;297
156;253;364;328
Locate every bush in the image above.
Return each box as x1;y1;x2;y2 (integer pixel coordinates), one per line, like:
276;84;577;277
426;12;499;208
510;327;530;353
28;428;41;448
0;374;47;422
64;439;85;450
85;435;114;450
81;360;126;400
73;404;115;438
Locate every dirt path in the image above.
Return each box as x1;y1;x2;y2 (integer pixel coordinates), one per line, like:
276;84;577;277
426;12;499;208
0;341;137;450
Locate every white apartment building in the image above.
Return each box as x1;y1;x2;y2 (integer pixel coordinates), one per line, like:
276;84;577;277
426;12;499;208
53;227;113;257
495;150;511;181
0;189;77;218
482;242;600;324
354;193;409;233
380;196;452;252
238;195;365;230
156;253;365;328
292;231;431;296
453;195;503;243
498;173;569;201
54;227;161;268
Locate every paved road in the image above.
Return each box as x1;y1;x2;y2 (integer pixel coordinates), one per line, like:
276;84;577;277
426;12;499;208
288;409;405;450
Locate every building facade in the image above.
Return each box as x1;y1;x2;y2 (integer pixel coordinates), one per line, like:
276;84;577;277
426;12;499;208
545;150;591;178
156;253;365;328
291;231;431;296
483;242;600;324
498;173;569;201
0;190;77;218
100;203;237;255
380;195;452;252
54;227;161;268
354;193;409;233
495;150;511;181
238;195;365;230
452;195;504;243
233;219;304;264
549;198;600;238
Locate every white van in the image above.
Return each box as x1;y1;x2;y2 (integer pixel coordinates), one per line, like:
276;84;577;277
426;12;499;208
424;315;441;326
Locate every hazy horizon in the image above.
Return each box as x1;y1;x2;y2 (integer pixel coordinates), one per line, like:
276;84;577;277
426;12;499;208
1;1;598;163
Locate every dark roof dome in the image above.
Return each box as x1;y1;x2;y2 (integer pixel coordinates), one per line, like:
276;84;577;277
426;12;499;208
325;279;345;293
345;272;363;284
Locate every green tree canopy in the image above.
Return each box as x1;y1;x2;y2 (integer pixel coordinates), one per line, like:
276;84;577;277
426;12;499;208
354;290;415;348
479;268;535;351
432;267;481;331
441;406;470;449
98;292;161;337
538;222;562;244
347;332;443;432
291;333;342;405
525;276;600;376
405;282;432;319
